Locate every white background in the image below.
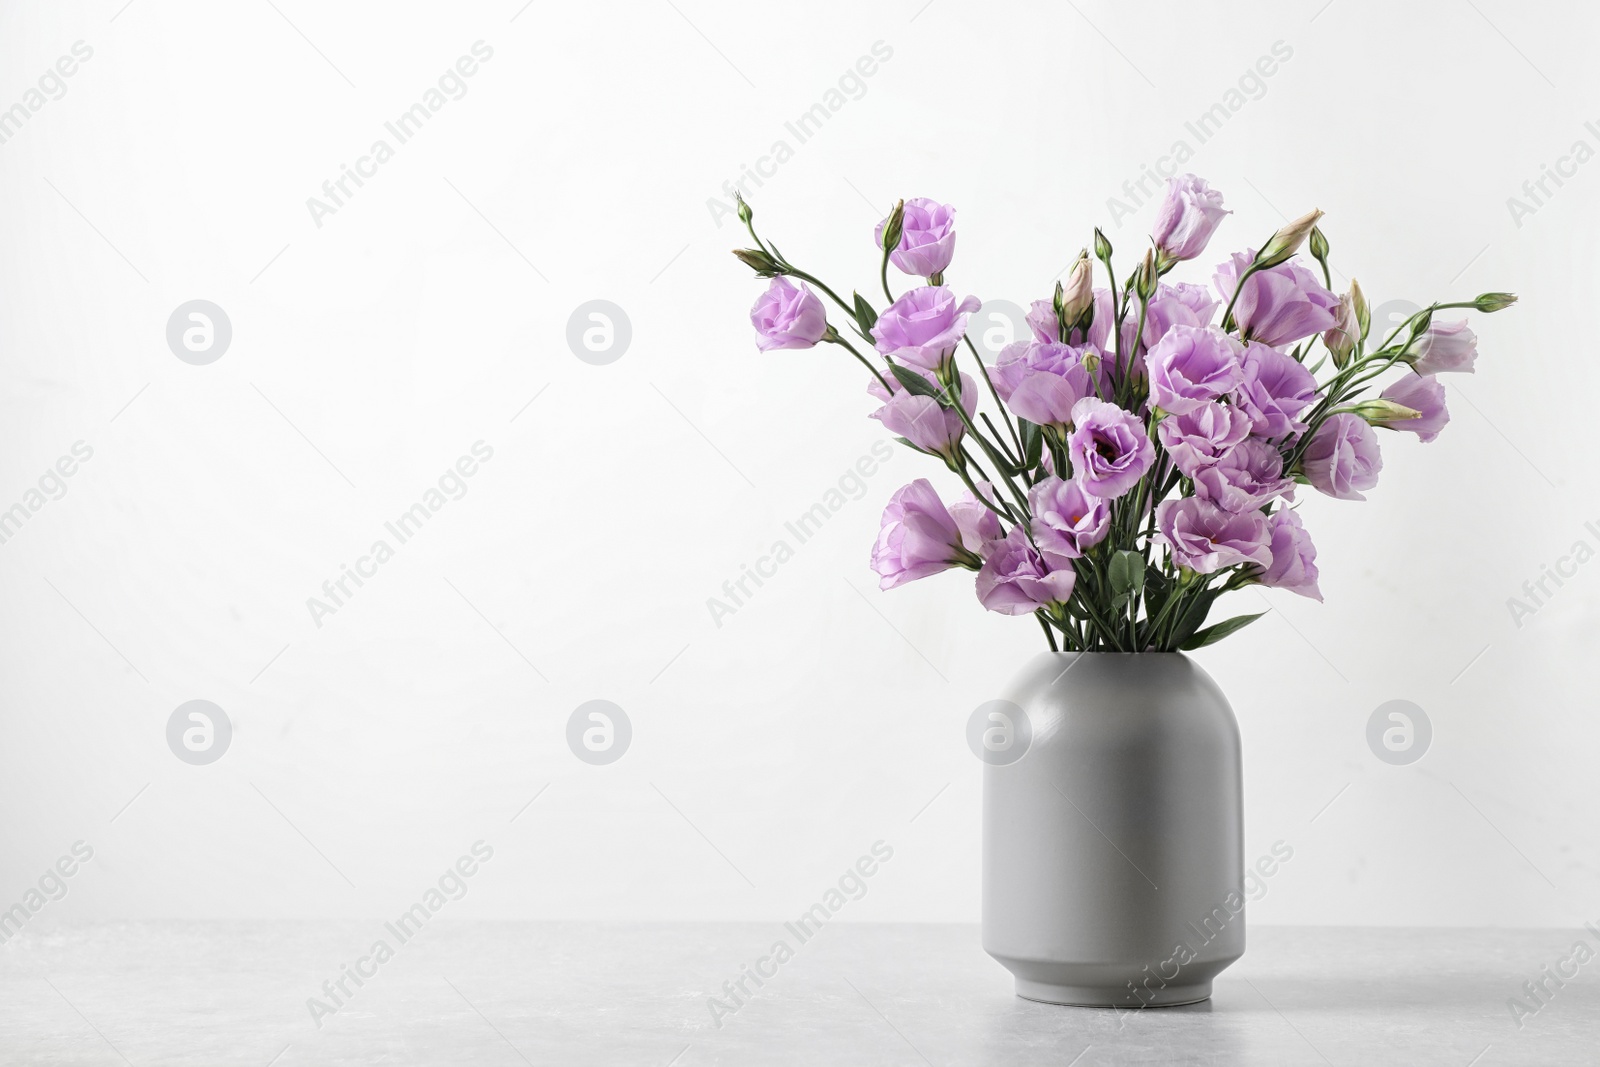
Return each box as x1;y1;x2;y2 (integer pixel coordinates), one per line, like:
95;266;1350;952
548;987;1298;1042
1;0;1594;933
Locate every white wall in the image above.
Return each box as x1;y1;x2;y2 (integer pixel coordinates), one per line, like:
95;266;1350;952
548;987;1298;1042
1;0;1594;930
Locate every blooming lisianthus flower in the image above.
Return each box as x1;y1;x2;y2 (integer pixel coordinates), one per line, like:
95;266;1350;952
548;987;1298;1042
1407;319;1477;375
1156;401;1253;477
1028;476;1111;565
876;198;956;278
1233;341;1319;439
1155;497;1272;573
949;481;1004;554
870;372;978;459
1302;413;1383;500
1146;325;1245;415
1193;439;1295;513
1257;508;1322;601
1213;250;1340;347
975;526;1076;615
870;286;982;373
1378;372;1449;442
870;479;975;590
1066;397;1155;499
750;277;827;351
1151;174;1230;264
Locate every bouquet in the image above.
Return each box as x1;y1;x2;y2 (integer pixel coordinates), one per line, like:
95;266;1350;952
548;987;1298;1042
731;176;1513;652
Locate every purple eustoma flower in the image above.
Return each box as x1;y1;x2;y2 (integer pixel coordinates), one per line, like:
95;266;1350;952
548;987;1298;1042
876;198;957;278
1379;372;1449;443
1407;319;1477;375
949;482;1004;553
870;479;980;590
1151;174;1230;264
1156;401;1253;477
1233;342;1319;439
870;286;982;374
975;526;1077;615
1257;508;1322;601
1066;397;1155;499
1155;497;1272;574
1302;413;1383;500
870;372;978;459
1028;476;1111;565
1213;250;1341;347
751;277;828;351
1146;325;1245;415
1193;439;1295;513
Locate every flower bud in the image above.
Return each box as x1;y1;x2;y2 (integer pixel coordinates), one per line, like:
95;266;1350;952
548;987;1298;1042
1308;224;1328;264
1094;227;1112;262
736;193;753;225
1256;208;1324;269
1323;279;1364;368
1134;248;1158;301
732;248;784;277
1350;398;1422;427
879;199;906;255
1060;251;1094;326
1473;291;1518;313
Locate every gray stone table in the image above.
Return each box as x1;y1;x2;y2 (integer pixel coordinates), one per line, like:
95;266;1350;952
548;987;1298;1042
0;923;1594;1065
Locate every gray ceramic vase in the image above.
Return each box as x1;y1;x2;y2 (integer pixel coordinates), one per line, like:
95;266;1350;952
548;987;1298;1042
981;652;1244;1007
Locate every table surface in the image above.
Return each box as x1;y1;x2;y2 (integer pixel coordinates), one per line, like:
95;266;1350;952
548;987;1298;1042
0;922;1594;1065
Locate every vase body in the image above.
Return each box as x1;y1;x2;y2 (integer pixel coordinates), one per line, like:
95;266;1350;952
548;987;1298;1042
982;652;1244;1007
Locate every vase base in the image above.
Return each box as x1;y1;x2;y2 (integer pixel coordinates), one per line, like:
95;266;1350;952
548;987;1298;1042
1014;977;1212;1008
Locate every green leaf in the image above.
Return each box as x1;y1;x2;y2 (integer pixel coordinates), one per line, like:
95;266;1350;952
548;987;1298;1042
852;291;878;335
1143;565;1171;618
1108;550;1145;598
1181;612;1268;651
889;363;945;401
1018;419;1043;470
1166;587;1221;649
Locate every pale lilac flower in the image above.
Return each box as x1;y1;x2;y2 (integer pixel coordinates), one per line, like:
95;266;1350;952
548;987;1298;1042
1257;508;1322;601
992;340;1110;408
1155;497;1272;573
1156;401;1253;477
1151;175;1230;264
1121;282;1221;361
1378;372;1449;443
751;277;827;351
870;479;975;590
975;526;1077;614
1193;439;1295;513
1028;476;1111;565
1302;413;1383;500
1066;397;1155;499
1233;341;1319;439
949;481;1004;553
870;286;981;373
1408;319;1477;375
876;198;956;278
1146;325;1245;415
871;372;977;458
1213;250;1340;347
